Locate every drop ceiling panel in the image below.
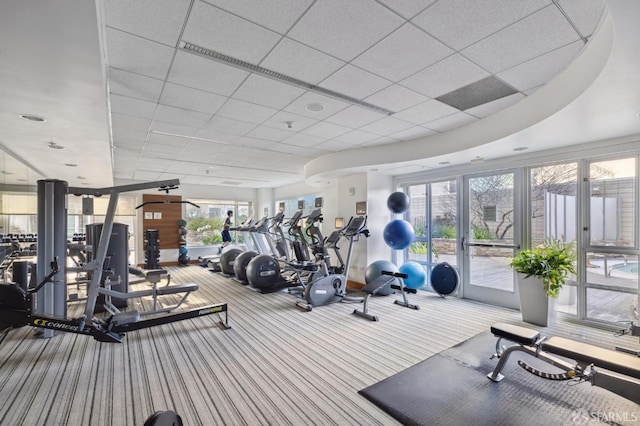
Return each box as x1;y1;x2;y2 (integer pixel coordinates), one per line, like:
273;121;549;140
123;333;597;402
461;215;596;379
388;126;437;141
281;133;327;148
149;121;201;137
558;0;606;37
465;92;525;118
424;112;478;132
352;23;453;82
154;105;212;128
359;116;415;136
325;106;386;128
167;51;249;97
333;129;380;145
182;1;281;64
461;5;581;74
216;99;278;124
301;121;351;139
412;0;551;51
287;0;404;61
315;139;358;152
108;68;164;103
318;65;391;101
111;113;152;132
245;126;296;142
377;0;436;19
283;92;350;120
364;84;429;112
203;0;314;34
198;116;257;137
144;141;187;154
111;127;148;144
133;170;163;181
159;83;227;114
232;74;306;110
104;0;190;47
106;28;175;80
259;37;345;85
110;94;157;119
392;100;459;125
401;54;490;98
498;40;584;91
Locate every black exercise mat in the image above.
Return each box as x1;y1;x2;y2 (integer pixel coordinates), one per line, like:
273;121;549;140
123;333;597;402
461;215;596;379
360;331;639;426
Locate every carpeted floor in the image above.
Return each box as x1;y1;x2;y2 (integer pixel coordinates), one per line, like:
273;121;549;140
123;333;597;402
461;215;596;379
360;331;639;426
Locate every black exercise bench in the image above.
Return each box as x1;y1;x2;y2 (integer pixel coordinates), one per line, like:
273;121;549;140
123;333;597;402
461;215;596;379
487;322;640;404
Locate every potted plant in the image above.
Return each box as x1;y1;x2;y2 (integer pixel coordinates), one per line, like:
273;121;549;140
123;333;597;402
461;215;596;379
510;239;576;326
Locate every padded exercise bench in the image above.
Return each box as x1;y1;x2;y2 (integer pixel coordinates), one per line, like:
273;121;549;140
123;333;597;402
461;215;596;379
487;322;640;404
353;271;419;321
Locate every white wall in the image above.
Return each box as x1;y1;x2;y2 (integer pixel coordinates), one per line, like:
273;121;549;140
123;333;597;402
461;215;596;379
337;173;368;283
257;187;274;217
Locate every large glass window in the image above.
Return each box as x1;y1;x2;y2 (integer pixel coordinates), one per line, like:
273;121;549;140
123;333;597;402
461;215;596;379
184;200;251;246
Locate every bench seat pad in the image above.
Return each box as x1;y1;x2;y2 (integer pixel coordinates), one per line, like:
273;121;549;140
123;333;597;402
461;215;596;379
491;322;540;345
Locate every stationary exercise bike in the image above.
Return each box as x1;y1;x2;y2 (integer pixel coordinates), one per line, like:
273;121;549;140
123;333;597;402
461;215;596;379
296;216;368;311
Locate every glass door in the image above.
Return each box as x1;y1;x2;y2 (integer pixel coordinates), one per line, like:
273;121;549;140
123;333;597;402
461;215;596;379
462;170;521;309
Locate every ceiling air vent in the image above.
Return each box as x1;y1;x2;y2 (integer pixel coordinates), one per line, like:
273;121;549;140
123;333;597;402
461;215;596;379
436;76;518;111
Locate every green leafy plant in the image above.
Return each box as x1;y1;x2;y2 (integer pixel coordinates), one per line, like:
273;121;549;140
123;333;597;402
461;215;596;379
509;239;577;297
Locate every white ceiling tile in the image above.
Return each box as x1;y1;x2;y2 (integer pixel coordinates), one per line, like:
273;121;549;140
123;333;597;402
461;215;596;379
106;28;174;80
216;99;278;124
133;170;163;180
199;116;257;137
498;41;583;92
262;111;319;132
159;82;227;114
276;143;327;157
232;74;305;109
314;139;358;152
182;1;281;63
147;131;192;146
461;5;580;74
111;127;148;144
401;54;490;98
363;84;429;112
284;92;350;120
388;126;437;141
325;106;386;128
281;133;327;148
393;99;459;125
167;50;249;96
359;136;398;147
260;37;345;85
108;68;164;103
352;23;453;81
110;94;157;119
287;0;404;61
359;116;415;136
149;121;201;137
318;65;391;100
412;0;550;51
333;129;380;145
203;0;314;33
144;141;187;154
301;122;351;139
465;92;525;118
558;0;606;37
105;0;190;47
246;125;296;142
154;105;212;128
424;112;478;132
111;112;152;131
377;0;437;19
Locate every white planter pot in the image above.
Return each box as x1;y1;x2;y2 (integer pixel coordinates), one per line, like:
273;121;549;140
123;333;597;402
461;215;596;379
516;273;555;327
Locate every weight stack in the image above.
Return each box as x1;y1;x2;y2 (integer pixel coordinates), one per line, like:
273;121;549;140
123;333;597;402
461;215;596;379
144;229;160;270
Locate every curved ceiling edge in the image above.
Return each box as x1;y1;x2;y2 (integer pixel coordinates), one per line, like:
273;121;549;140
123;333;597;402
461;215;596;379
305;11;614;183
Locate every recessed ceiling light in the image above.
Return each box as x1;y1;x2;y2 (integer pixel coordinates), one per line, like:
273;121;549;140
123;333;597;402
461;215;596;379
17;179;27;182
470;156;484;164
305;103;325;112
77;176;86;180
369;168;379;172
20;114;45;122
438;161;450;165
64;163;77;167
1;171;13;175
513;147;528;151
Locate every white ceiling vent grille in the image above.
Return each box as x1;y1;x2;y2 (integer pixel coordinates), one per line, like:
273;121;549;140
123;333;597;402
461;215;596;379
436;76;518;111
181;42;395;116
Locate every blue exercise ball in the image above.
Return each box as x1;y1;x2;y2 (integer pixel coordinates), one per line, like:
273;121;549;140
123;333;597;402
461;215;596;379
399;261;426;290
365;260;398;296
387;192;410;214
383;219;415;250
179;246;188;255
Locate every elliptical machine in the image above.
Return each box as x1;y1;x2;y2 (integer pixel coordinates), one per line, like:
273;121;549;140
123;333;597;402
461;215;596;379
296;216;369;312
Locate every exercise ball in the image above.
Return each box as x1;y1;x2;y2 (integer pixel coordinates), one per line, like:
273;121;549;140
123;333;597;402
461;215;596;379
387;192;410;214
365;260;398;296
399;261;426;290
383;219;415;250
178;254;190;265
179;246;188;255
178;227;188;236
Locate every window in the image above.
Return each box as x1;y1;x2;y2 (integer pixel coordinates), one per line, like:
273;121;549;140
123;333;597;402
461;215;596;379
184;200;251;246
